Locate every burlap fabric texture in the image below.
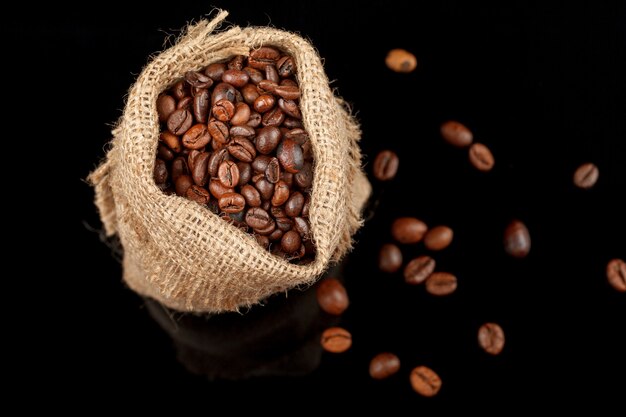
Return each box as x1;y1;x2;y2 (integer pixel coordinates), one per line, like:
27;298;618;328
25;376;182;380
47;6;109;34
88;10;371;313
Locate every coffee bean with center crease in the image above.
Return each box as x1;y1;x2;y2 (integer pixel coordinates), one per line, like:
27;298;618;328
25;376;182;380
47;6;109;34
241;184;262;207
218;160;240;188
379;243;403;273
185;185;211;205
606;258;626;292
271;180;290;206
182;123;211;150
504;220;531;258
208;179;233;199
469;143;495;172
185;71;213;89
316;278;349;315
373;150;399;181
207;148;230;177
228;137;256;162
253;94;276;113
274;85;300;100
404;255;435;285
192;151;211;186
230;125;256;137
573;162;599;189
410;366;442;397
262;107;285;127
265;65;280;83
392;217;428;244
207;119;230;144
478;323;505;355
249;46;281;70
245;207;272;229
212;99;235;122
321;327;352;353
244;66;264;84
153;159;168;184
424;225;454;251
204;63;226;81
440;120;473;147
167;109;193;135
277;55;295;77
157;95;176;122
193;89;210;123
171;80;188;100
277;138;304;173
278;98;302;119
425;272;457;296
265;157;281;184
293;217;310;239
295;162;313;188
218;192;246;213
369;353;400;380
241;84;260;104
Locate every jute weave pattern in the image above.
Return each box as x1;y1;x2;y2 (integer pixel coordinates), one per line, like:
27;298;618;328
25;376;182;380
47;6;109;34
88;10;371;312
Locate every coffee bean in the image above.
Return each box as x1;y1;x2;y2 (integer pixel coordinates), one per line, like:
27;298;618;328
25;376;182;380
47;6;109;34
606;258;626;292
285;191;304;217
385;48;417;73
171;156;188;182
277;138;304;173
469;143;495;172
237;162;252;186
277;55;296;77
379;243;403;273
167;109;193;135
255;234;270;249
271;180;290;206
425;272;457;296
249;46;281;70
278;98;302;119
281;230;301;253
281;171;294;188
316;278;349;315
170;79;188;100
245;207;272;229
153;159;168;184
253;217;276;236
410;366;441;397
157;143;175;161
504;220;531;258
274;85;300;100
252;155;272;173
240;184;262;207
157;95;176;122
267;226;282;240
207;119;230;144
204;63;226;81
185;185;211;205
244;66;264;84
191;151;211;186
218;160;240;188
573;162;599;189
404;255;435;285
262;106;285;127
230;102;251;125
321;327;352;353
369;353;400;380
255;178;275;201
227;137;256;162
211;82;236;104
373;150;399;181
265;64;280;83
228;55;245;71
187;150;201;171
294;162;313;189
207;148;229;177
160;132;182;153
212;99;235;122
256;126;282;154
208;178;233;199
221;69;249;88
293;217;310;239
184;71;212;89
182;123;211;150
253;94;276;113
241;83;260;104
230;125;256;137
424;225;454;251
391;217;428;244
218;192;245;213
276;216;294;232
265;157;281;184
176;96;193;110
174;175;193;196
192;89;210;123
478;323;505;355
440;120;473;148
283;117;303;129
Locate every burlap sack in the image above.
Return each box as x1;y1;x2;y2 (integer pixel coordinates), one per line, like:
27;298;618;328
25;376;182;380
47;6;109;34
88;10;371;313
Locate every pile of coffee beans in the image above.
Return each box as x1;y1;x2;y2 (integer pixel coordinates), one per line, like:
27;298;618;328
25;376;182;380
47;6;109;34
153;47;315;262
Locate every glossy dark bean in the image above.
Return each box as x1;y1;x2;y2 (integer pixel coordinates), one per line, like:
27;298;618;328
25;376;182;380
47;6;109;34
283;117;303;129
379;243;402;273
182;123;211;150
262;107;285;127
207;119;229;144
236;162;252;186
208;148;230;177
221;69;249;87
208;178;234;199
212;99;235;122
175;175;193;196
176;96;193;110
271;180;290;206
218;192;246;213
252;155;273;173
606;258;626;292
192;151;211;186
265;157;281;184
253;218;276;236
185;185;211;205
253;94;276;113
245;207;272;229
275;216;294;232
392;217;428;244
187;150;201;171
211;82;236;104
469;143;495;172
277;138;304;173
167;109;193;135
441;120;473;147
227;55;245;70
192;88;210;123
478;323;505;355
229;125;256;137
403;255;435;285
424;226;454;251
285;192;304;217
241;83;260;104
157;95;176;122
204;63;226;81
265;64;280;83
573;162;599;189
227;137;256;162
503;220;531;258
185;71;213;89
170;79;188;100
255;178;275;201
316;278;349;315
321;327;352;353
241;184;262;207
248;46;281;70
274;85;300;100
293;217;310;239
373;150;399;181
157;143;175;161
255;234;270;249
230;102;251;125
369;353;400;380
171;156;188;182
425;272;457;296
278;98;302;119
153;159;168;184
243;66;264;84
281;230;301;253
410;366;442;397
218;160;240;188
160;132;182;153
277;55;296;78
257;80;278;94
256;126;282;154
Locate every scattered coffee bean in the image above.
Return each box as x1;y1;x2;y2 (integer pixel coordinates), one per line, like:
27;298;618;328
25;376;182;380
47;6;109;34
440;120;473;148
469;143;495;172
369;353;400;380
425;272;457;296
410;366;442;397
385;48;417;73
373;150;399;181
478;322;505;355
379;243;403;273
404;255;436;285
316;278;349;315
391;217;428;244
573;162;599;189
321;327;352;353
504;220;531;258
606;258;626;292
424;225;454;251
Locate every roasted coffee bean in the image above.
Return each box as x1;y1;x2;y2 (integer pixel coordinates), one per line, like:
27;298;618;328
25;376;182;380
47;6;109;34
182;123;211;150
187;149;201;171
294;162;313;188
302;195;311;218
277;138;304;173
160;132;182;153
277;55;295;78
283;117;303;129
237;162;252;186
504;220;531;258
268;227;283;241
257;80;278;94
229;125;256;137
265;64;280;83
175;175;193;196
157;95;176;122
440;120;473;147
252;155;273;173
171;79;188;100
245;207;272;229
185;71;212;89
253;94;276;113
424;226;454;251
249;46;281;70
176;96;193;110
243;66;264;84
192;151;211;186
171;156;188;182
316;278;349;315
185;185;211;205
369;353;400;380
255;178;275;201
392;217;428;244
262;107;285;127
265;157;281;183
271;180;290;206
478;323;505;355
425;272;457;296
404;255;435;285
228;55;245;70
573;162;599;189
167;109;193;135
379;243;403;273
256;126;282;154
230;102;251;125
469;143;495;172
254;218;276;236
281;230;301;252
606;258;626;292
276;216;294;232
385;48;417;73
153;158;168;184
241;83;260;104
157;143;175;161
218;192;246;213
255;234;270;249
241;184;262;207
293;217;310;238
373;150;399;181
410;366;441;397
204;63;226;81
208;148;230;177
278;98;302;119
218;160;240;188
221;69;249;87
192;88;210;123
207;119;230;144
212;99;235;122
321;327;352;353
274;85;300;100
227;137;256;162
211;82;236;104
208;178;233;199
281;172;294;188
284;192;305;217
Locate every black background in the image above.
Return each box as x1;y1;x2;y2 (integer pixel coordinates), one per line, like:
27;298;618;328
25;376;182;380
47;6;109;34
11;0;625;410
